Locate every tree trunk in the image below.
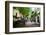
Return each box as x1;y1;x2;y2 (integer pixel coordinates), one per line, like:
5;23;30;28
35;16;37;24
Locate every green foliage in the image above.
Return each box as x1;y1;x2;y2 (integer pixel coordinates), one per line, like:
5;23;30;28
16;7;31;17
31;11;40;18
14;7;40;19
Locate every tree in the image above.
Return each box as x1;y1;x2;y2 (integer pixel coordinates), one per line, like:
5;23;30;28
31;8;40;23
16;7;31;18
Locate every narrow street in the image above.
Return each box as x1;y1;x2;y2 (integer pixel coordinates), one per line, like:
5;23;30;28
25;20;40;27
13;19;40;28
